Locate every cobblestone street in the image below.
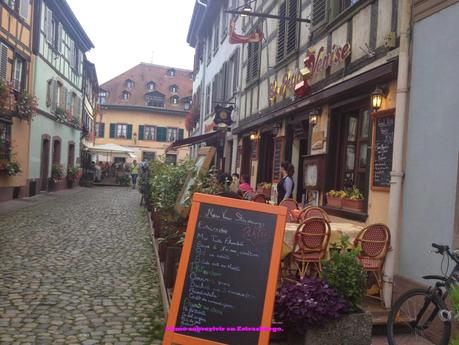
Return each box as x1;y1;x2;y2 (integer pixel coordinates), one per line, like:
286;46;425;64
0;187;164;344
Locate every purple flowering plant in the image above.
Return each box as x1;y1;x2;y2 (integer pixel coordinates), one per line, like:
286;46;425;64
274;277;349;334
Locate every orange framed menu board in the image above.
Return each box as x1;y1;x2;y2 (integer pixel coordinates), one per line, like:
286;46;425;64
163;193;287;345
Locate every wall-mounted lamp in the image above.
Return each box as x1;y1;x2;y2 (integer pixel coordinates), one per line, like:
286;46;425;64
272;122;281;136
309;108;321;127
250;132;260;141
371;86;385;111
241;3;253;17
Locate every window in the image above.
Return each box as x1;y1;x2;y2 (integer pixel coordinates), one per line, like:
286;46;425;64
95;123;105;138
52;139;61;164
122;91;130;100
98;91;107;104
0;43;7;81
213;15;220;53
211;77;218;116
18;0;29;20
143;125;156;140
246;41;260;83
312;0;359;28
126;79;134;88
170;96;179;104
143;151;155;161
221;0;229;40
230;49;239;94
170;85;178;93
146;82;155;91
277;0;298;62
0;120;11;161
68;143;75;168
167;69;176;77
146;92;165;107
205;84;211;118
207;35;212;64
12;56;23;91
116;124;127;138
4;0;15;9
166;154;177;165
166;128;178;142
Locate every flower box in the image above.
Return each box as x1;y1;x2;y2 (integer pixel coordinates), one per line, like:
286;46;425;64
342;198;365;212
287;310;372;345
326;195;342;208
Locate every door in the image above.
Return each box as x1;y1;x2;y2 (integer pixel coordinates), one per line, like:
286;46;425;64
240;136;251;178
297;138;309;202
256;131;274;185
40;138;50;191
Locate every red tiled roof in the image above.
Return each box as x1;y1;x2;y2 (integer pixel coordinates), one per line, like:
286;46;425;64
100;63;192;111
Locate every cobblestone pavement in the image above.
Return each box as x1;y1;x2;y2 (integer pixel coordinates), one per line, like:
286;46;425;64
0;187;164;344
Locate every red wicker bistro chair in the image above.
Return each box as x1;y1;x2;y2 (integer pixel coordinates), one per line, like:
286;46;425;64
353;223;391;304
279;198;299;211
291;217;331;278
252;193;268;203
298;206;331;222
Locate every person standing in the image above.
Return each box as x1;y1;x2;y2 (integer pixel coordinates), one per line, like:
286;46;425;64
130;160;139;189
277;162;295;205
230;173;240;193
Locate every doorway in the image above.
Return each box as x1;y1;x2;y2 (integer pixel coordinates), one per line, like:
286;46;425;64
256;131;274;185
240;136;251;178
40;137;50;191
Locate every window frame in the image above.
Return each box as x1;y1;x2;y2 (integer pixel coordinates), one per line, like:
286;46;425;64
12;55;24;91
122;91;130;100
170;95;179;104
143;125;156;141
166;127;178;142
115;123;128;139
0;120;12;161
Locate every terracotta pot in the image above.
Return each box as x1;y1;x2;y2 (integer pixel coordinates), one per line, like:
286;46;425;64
341;198;365;212
326;195;342;208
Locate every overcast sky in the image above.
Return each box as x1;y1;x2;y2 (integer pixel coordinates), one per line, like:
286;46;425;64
67;0;196;85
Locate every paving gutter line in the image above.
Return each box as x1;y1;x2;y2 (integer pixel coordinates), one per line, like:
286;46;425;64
148;211;170;319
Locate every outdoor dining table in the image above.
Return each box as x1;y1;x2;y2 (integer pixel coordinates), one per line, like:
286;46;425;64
281;222;364;259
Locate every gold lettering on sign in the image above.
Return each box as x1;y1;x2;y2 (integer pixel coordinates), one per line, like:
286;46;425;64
269;70;303;103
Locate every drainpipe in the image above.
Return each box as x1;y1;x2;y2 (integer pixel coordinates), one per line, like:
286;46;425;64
383;0;413;309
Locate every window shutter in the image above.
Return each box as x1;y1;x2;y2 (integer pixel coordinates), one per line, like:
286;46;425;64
312;0;328;29
0;44;8;81
277;1;287;62
286;0;298;54
59;84;64;108
69;40;75;68
99;123;105;138
76;97;82;117
51;79;57;112
57;23;63;53
138;125;144;140
109;124;116;138
126;124;132;139
19;0;29;20
156;127;167;142
178;128;184;140
45;8;53;43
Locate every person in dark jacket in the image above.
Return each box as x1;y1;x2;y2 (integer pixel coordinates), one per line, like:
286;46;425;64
277;162;295;205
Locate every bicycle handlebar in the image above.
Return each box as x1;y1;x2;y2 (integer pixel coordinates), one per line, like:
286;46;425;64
432;243;449;253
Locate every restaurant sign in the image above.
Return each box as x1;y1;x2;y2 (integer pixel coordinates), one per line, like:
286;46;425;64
269;42;351;102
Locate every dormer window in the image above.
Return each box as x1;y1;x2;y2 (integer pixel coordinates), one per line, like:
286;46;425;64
125;79;134;89
167;69;176;77
122;91;130;100
170;96;179;104
146;91;165;107
98;91;108;104
170;85;178;93
146;82;155;91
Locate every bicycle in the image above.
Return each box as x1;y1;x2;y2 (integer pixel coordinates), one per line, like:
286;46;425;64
387;243;459;345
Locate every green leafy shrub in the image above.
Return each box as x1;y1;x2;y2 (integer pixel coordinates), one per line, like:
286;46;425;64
322;235;367;311
449;285;459;344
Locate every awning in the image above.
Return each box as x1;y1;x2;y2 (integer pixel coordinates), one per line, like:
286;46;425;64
166;131;224;152
88;143;136;156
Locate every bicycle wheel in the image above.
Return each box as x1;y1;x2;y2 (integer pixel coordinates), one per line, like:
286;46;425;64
387;288;451;345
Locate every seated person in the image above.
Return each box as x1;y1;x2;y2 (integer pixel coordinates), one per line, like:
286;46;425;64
239;174;253;194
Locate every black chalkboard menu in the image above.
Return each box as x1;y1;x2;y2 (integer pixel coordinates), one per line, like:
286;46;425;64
372;112;395;189
164;193;287;345
272;138;284;182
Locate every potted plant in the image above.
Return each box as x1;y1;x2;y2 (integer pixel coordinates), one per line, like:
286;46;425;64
55;107;68;123
15;90;38;122
326;190;345;208
0;159;21;176
274;277;349;344
341;186;365;212
49;163;64;190
67;166;79;188
0;80;12;116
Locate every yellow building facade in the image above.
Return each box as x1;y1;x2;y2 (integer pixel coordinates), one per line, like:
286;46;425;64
0;0;34;202
95;106;189;163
